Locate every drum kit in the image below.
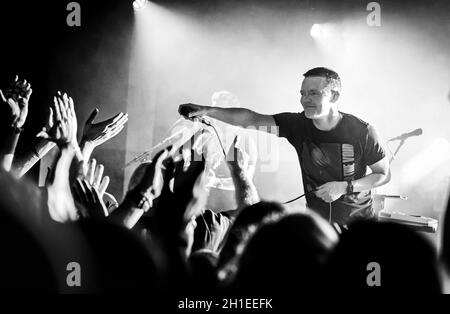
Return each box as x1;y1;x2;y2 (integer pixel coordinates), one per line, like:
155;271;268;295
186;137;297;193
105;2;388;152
374;128;438;233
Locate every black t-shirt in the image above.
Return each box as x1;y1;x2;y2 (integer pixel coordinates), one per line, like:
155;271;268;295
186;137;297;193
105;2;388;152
273;111;386;225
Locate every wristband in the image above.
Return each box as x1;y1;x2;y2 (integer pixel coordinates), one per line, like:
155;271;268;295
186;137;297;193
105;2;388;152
13;126;24;134
346;180;354;194
127;189;151;212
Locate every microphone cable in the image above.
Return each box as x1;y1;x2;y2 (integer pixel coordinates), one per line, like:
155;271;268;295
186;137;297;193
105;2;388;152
283;191;333;223
187;114;324;209
282;193;307;204
282;190;317;204
202;117;314;207
196;118;227;158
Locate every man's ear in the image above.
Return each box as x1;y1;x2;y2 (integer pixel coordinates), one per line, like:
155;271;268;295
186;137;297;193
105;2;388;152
330;90;340;103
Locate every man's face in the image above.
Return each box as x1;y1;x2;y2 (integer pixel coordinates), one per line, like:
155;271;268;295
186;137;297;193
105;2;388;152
300;76;335;119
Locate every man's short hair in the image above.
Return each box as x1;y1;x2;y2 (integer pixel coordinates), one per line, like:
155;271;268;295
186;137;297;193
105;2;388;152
303;67;341;94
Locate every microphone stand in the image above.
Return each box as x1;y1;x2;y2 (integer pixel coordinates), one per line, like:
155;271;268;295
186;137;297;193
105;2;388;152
387;129;422;163
374;134;411;214
124;126;192;168
124;120;206;168
388;138;406;164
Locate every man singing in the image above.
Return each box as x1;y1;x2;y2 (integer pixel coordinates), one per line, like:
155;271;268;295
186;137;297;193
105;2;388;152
179;67;390;225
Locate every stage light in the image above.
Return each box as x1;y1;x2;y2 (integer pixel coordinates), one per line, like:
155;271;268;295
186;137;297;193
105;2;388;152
133;0;148;11
401;138;450;184
310;24;322;39
310;23;334;40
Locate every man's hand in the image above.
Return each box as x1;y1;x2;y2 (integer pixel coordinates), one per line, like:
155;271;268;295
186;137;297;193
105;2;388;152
82;108;128;147
178;103;211;120
0;75;32;129
36;92;78;148
315;181;347;203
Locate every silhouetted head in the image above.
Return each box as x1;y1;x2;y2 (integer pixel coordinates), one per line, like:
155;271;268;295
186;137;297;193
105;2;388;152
233;211;338;295
189;249;219;293
324;220;441;293
0;169;58;292
217;201;287;274
78;219;160;293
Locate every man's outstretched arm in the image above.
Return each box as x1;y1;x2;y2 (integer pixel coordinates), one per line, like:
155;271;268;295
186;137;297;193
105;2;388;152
178;103;276;131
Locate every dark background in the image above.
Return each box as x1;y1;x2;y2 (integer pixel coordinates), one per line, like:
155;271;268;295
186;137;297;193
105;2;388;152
0;0;134;199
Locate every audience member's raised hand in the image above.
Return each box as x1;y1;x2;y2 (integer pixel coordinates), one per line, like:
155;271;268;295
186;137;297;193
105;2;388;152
150;147;206;259
73;178;109;219
225;135;250;173
83;158;110;198
74;158;119;216
225;135;259;211
0;75;32;129
82;108;128;147
38;92;85;223
131;148;170;203
156;142;207;228
103;191;119;214
36;92;78;148
9;96;58;177
108;148;170;229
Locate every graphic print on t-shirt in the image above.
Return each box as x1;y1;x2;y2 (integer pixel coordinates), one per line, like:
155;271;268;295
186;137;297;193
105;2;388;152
301;140;355;190
342;143;355;181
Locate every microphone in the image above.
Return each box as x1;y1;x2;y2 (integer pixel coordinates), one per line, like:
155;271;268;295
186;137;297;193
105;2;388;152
178;105;196;119
388;128;423;141
178;105;212;126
